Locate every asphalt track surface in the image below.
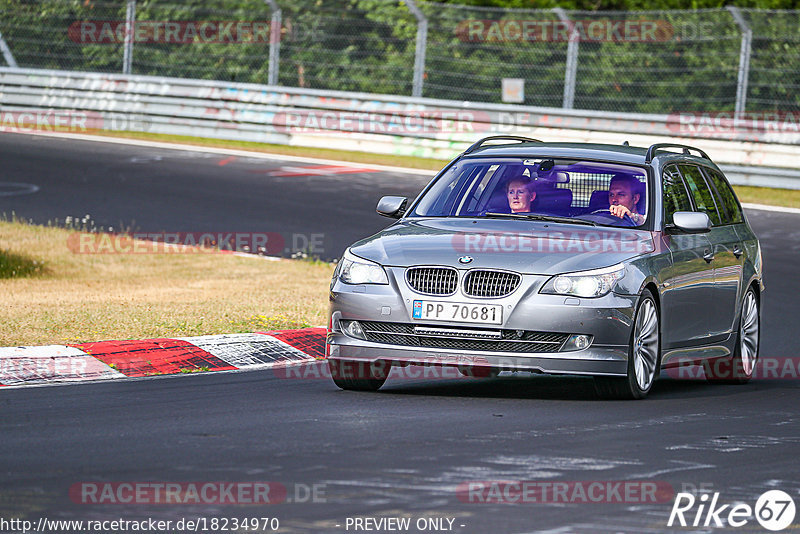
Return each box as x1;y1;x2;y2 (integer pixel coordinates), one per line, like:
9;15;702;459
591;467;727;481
1;133;799;533
0;133;432;261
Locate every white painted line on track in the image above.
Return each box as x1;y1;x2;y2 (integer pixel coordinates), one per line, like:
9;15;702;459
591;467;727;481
13;131;436;176
13;131;800;215
742;202;800;215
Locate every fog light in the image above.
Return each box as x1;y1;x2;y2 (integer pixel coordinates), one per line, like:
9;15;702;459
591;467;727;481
562;334;593;352
574;335;590;349
342;320;366;340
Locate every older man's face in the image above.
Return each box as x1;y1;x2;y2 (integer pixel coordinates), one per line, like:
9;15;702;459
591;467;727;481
609;181;640;212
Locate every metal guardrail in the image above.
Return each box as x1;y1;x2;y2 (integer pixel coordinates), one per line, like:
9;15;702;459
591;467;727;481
1;67;798;189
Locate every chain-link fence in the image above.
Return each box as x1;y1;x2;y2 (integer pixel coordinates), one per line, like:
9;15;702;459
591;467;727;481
0;0;797;114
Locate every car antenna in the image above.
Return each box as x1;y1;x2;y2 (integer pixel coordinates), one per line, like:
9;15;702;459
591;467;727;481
623;141;630;146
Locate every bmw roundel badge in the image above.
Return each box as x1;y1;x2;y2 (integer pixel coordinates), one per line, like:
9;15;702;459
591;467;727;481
458;256;473;264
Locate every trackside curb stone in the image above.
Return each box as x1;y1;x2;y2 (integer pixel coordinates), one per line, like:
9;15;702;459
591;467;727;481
0;329;327;388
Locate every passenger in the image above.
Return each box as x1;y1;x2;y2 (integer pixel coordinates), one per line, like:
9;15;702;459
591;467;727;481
608;175;645;225
506;177;536;213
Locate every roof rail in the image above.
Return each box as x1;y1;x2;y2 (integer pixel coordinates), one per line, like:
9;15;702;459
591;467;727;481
463;136;542;155
645;143;710;163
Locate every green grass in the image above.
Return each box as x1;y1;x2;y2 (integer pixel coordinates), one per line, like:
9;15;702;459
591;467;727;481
0;219;332;346
733;185;800;210
0;249;48;279
98;130;447;171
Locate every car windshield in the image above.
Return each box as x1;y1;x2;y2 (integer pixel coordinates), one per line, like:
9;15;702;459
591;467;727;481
409;157;649;227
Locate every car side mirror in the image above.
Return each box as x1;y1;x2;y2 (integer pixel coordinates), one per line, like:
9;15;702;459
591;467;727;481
376;196;408;219
670;211;711;233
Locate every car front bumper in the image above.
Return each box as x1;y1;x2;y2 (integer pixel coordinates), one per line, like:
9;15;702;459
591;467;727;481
327;270;639;378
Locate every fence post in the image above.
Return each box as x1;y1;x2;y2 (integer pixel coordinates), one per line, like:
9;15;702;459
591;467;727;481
554;8;578;109
403;0;428;98
727;6;752;116
266;0;282;86
122;0;135;74
0;30;18;68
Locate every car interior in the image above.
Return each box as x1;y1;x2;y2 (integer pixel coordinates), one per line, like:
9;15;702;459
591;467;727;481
480;160;647;222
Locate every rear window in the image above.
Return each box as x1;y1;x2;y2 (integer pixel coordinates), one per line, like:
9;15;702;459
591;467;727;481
409;157;649;227
678;164;722;226
703;168;744;224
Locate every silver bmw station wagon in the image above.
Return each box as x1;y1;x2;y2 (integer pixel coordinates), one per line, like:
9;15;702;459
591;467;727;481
326;137;763;399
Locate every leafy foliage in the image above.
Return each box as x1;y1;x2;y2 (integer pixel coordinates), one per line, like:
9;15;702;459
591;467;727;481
0;0;796;112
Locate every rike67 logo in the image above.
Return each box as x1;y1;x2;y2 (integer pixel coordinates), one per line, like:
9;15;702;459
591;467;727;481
668;490;796;531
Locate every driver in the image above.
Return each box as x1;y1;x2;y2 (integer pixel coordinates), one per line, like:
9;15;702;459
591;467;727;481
506;177;536;213
608;175;645;225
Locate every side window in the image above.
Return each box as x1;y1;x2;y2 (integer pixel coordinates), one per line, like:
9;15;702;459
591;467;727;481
662;165;692;225
463;165;500;213
678;165;722;226
413;164;478;216
704;168;743;224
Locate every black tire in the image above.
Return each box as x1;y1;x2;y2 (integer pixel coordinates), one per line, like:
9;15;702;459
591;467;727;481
705;287;759;384
329;359;389;391
594;289;661;400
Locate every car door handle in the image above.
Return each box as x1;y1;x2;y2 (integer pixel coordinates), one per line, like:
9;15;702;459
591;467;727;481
733;245;743;258
703;249;715;263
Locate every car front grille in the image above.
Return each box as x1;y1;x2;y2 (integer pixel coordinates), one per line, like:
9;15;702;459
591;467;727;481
359;321;568;353
463;270;521;297
406;267;458;296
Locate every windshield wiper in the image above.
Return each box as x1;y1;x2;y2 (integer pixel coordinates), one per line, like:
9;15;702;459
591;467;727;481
527;214;598;227
484;212;597;227
484;212;532;219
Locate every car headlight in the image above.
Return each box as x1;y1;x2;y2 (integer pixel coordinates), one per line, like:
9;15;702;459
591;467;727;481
540;263;625;298
338;249;389;285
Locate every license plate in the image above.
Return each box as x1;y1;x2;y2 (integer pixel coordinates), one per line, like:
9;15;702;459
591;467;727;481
412;300;503;325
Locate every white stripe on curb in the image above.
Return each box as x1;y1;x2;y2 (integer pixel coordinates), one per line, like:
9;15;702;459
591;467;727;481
176;333;314;369
0;345;123;385
1;331;325;389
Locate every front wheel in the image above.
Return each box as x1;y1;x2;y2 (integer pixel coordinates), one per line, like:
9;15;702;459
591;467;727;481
705;287;759;384
594;289;660;399
329;359;389;391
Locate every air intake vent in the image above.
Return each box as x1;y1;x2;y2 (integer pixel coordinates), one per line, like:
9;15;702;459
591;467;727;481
406;267;458;296
359;321;568;353
463;270;521;297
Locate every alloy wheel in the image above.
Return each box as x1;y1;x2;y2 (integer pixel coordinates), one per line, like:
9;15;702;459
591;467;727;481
739;290;759;377
633;298;659;391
